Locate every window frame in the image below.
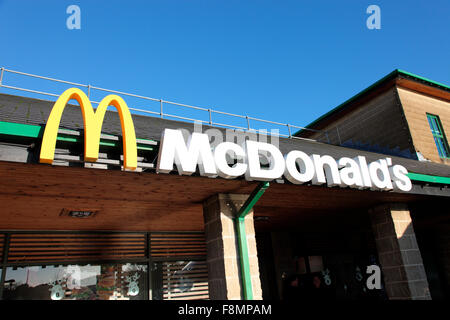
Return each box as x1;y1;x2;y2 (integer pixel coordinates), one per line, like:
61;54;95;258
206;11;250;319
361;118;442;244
426;113;450;159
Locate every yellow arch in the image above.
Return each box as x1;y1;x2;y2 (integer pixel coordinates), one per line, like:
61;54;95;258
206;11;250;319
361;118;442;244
39;88;137;170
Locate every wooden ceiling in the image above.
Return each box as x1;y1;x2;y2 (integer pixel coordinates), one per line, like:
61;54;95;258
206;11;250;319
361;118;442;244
0;161;432;232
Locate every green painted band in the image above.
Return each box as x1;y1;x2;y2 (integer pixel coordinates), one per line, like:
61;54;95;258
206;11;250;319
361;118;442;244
235;181;269;300
407;172;450;185
0;121;42;138
397;69;450;91
238;181;270;218
237;217;253;300
0;121;154;151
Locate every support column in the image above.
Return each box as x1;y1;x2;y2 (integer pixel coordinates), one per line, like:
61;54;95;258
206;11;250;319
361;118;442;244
203;194;262;300
369;203;431;300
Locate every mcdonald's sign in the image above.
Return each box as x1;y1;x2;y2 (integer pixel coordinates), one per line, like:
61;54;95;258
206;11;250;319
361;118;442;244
39;88;137;170
39;88;412;192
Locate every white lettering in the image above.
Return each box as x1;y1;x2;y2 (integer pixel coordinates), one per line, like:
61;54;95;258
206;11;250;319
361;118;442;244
354;156;373;188
156;129;216;176
390;164;412;191
214;142;247;179
369;159;393;190
156;129;412;192
284;150;315;184
311;154;342;186
338;157;364;188
245;140;285;181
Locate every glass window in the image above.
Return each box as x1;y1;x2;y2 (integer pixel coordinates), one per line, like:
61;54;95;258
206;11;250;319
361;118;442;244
296;257;307;274
427;114;450;158
152;260;209;300
2;263;147;300
308;256;324;273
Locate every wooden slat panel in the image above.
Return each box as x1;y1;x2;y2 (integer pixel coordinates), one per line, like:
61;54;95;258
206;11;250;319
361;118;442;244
152;247;206;251
152;250;206;255
152;244;205;250
8;250;145;256
0;233;4;259
150;233;206;258
152;234;205;237
152;252;207;257
6;254;145;262
7;233;146;263
162;266;208;272
9;245;144;250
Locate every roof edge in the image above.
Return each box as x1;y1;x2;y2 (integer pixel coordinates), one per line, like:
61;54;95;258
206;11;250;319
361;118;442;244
295;69;450;136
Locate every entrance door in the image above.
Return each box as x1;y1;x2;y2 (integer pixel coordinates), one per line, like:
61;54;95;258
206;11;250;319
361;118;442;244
261;231;387;300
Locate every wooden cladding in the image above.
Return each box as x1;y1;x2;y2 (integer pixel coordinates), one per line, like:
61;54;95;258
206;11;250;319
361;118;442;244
150;233;207;258
162;260;209;300
397;87;450;164
0;232;208;264
0;233;4;260
6;233;147;263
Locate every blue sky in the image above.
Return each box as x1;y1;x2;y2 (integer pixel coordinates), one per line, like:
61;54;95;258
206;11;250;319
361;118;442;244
0;0;449;132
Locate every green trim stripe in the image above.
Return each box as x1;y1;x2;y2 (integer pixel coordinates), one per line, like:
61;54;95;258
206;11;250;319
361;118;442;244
237;182;270;218
56;134;118;147
408;172;450;185
0;121;43;138
0;121;155;151
236;218;253;300
398;69;450;91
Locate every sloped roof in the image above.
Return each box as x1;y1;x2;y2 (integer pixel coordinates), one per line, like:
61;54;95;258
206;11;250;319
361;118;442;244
295;69;450;136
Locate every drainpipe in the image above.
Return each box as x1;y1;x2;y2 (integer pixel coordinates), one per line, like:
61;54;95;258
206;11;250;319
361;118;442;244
235;181;269;300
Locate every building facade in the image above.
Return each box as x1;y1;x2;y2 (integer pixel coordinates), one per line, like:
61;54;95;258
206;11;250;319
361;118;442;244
0;69;449;300
297;70;450;165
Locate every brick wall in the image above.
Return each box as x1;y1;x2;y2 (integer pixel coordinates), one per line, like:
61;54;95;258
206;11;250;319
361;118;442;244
436;229;450;292
369;203;431;300
203;194;262;300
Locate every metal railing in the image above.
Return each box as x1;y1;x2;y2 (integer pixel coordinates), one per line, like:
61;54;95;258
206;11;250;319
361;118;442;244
0;67;329;143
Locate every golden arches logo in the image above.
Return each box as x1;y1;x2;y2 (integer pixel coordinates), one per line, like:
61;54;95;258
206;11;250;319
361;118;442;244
39;88;137;170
